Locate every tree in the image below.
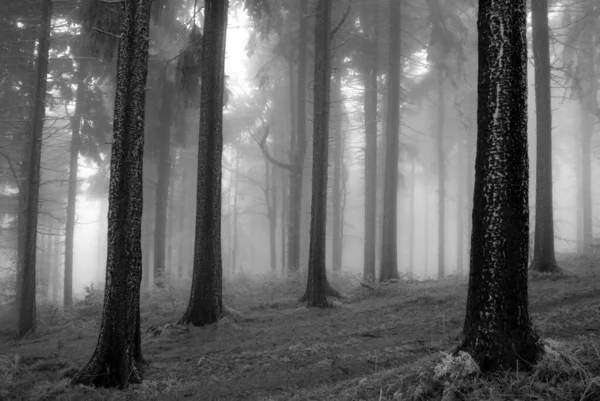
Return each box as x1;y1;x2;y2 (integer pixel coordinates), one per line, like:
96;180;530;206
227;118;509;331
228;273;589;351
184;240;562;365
331;63;344;273
361;1;379;283
179;0;228;326
530;0;560;273
19;0;52;338
460;0;541;371
380;0;400;282
300;0;340;307
71;0;152;387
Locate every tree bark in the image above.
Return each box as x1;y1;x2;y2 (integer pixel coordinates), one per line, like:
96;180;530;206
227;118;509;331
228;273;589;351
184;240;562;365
460;0;541;371
332;65;343;273
361;1;378;283
300;0;340;307
530;0;560;273
179;0;228;326
436;70;445;280
64;58;88;307
71;0;152;387
266;160;277;272
380;0;400;282
153;73;174;286
408;155;415;278
19;0;52;338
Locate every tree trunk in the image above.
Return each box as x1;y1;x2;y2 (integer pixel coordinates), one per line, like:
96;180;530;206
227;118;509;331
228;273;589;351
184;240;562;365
177;152;188;278
19;0;52;338
71;0;152;387
231;152;239;273
530;0;560;273
361;1;378;283
456;140;464;276
300;0;340;307
408;155;415;278
266;160;277;272
64;59;88;307
179;0;228;326
280;165;287;274
380;0;400;282
436;70;445;279
332;65;343;274
95;197;108;285
288;0;308;274
153;74;174;286
460;0;541;372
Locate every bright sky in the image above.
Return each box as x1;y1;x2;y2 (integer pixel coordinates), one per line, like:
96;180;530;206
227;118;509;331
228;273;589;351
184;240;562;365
225;9;252;96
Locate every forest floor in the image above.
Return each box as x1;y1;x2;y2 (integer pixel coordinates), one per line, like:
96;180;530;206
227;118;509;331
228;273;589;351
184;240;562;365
1;254;600;400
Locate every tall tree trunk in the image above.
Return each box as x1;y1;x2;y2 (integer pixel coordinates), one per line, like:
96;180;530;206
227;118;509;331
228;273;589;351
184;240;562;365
71;0;152;387
436;71;445;279
280;166;287;274
530;0;560;273
301;0;340;307
51;219;61;305
19;0;52;338
408;155;415;278
153;75;174;286
424;178;429;279
380;0;401;282
361;2;378;282
179;0;228;326
332;65;343;273
231;152;239;273
288;0;308;274
266;160;277;272
456;140;464;276
64;59;88;307
461;0;541;371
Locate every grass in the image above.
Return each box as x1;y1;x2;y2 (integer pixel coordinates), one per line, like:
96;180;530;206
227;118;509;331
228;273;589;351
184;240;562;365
0;255;599;400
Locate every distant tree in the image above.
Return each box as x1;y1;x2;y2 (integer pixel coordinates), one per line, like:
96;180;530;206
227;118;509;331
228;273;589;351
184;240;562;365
300;0;341;307
380;0;400;282
178;0;228;326
71;0;152;387
460;0;541;371
331;63;344;274
19;0;52;338
530;0;560;273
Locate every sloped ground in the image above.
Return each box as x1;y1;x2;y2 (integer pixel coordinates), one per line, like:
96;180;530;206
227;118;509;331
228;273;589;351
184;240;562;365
0;256;599;400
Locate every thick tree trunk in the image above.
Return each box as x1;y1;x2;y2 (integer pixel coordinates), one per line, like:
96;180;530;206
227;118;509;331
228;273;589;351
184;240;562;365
64;59;88;307
530;0;560;273
179;0;228;326
301;0;340;307
71;0;151;387
460;0;541;372
332;66;343;273
19;0;52;338
288;0;308;274
380;0;400;282
361;2;378;283
153;75;174;285
436;70;445;280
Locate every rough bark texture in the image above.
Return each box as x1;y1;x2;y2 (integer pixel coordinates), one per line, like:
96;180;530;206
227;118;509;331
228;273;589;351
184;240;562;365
288;0;308;274
361;2;378;283
71;0;151;387
530;0;560;273
153;73;174;285
436;70;445;280
460;0;541;372
332;67;343;273
19;0;52;338
179;0;228;326
64;58;88;308
301;0;340;308
380;0;400;282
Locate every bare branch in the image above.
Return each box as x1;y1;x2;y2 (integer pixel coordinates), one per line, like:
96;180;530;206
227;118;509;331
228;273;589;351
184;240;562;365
253;125;295;171
331;6;352;38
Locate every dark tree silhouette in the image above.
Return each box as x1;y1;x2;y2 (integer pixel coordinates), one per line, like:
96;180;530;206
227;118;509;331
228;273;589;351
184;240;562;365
530;0;560;273
71;0;152;387
461;0;541;371
179;0;228;325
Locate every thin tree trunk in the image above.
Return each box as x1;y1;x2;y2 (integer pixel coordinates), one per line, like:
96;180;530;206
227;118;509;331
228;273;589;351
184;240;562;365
179;0;228;326
456;141;464;276
436;70;445;280
64;59;88;307
232;152;239;273
408;155;415;278
530;0;560;273
266;160;277;272
461;0;541;371
332;65;343;273
380;0;401;282
301;0;340;307
153;74;174;286
19;0;52;338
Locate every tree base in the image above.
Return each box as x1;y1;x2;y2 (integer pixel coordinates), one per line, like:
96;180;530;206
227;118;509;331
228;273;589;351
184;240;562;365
71;352;143;388
529;259;562;274
298;283;342;307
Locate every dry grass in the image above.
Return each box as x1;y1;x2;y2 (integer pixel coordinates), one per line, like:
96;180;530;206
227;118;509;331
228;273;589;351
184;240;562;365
0;257;599;400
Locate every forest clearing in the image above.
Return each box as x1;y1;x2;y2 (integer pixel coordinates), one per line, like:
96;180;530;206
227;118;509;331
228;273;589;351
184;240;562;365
1;255;599;400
